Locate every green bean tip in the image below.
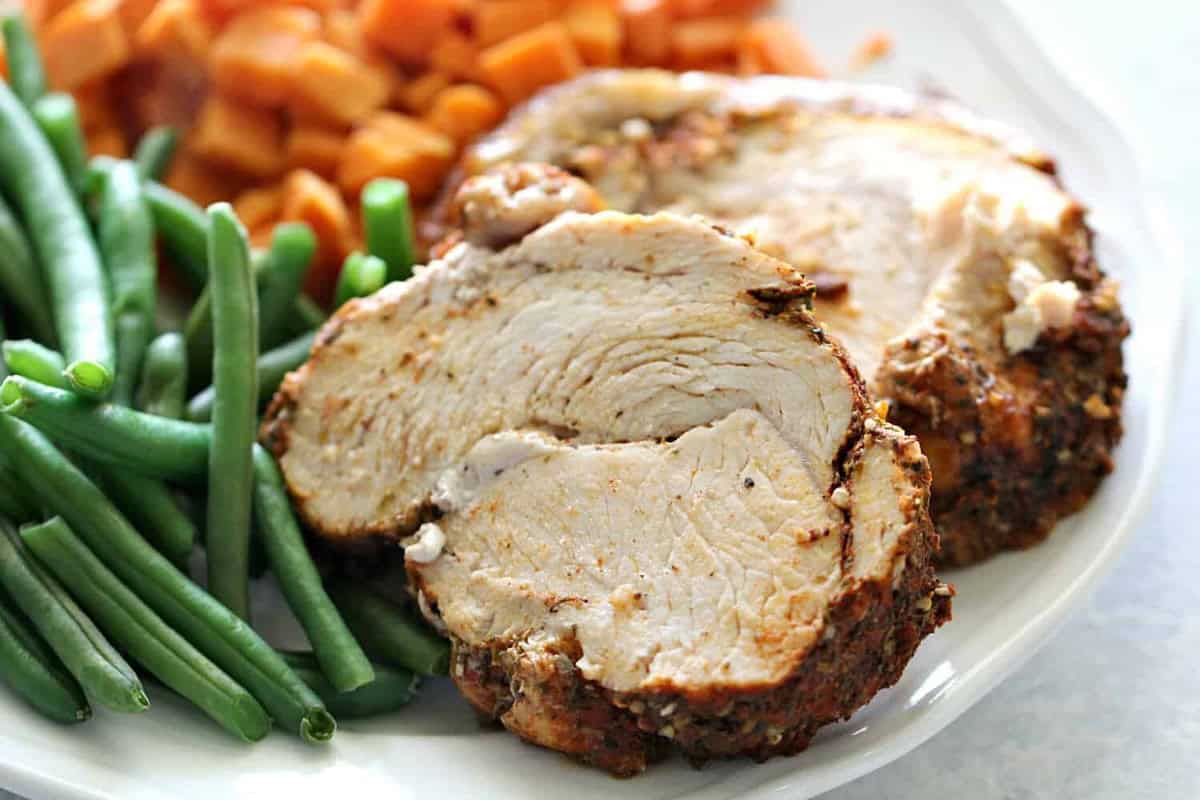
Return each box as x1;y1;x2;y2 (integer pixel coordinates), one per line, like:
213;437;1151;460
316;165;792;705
63;361;113;398
300;708;337;743
0;376;25;414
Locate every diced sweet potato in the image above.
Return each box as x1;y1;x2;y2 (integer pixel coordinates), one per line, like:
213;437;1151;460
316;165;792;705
134;0;213;60
290;41;391;125
211;6;321;107
233;185;283;231
430;31;479;81
358;0;457;65
85;125;128;158
473;0;557;47
401;71;451;114
42;0;132;90
737;19;825;77
337;112;454;198
478;22;582;105
285;126;345;178
280;168;352;299
23;0;76;30
188;95;285;178
670;16;744;70
620;0;670;66
322;8;366;56
117;0;158;36
563;0;621;66
165;153;247;208
425;84;503;146
668;0;766;16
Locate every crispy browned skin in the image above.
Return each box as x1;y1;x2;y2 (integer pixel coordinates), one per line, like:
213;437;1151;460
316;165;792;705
452;70;1129;566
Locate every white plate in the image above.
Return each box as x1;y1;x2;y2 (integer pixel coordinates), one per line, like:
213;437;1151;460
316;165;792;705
0;1;1185;799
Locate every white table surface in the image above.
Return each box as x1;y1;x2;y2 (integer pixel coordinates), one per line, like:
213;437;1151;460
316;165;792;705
822;1;1200;797
3;3;1196;799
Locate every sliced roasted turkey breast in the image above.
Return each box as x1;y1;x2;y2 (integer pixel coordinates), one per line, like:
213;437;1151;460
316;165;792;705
263;166;950;774
454;70;1129;566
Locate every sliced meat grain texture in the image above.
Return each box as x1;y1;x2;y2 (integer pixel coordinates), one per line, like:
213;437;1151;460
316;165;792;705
458;70;1130;566
263;165;950;774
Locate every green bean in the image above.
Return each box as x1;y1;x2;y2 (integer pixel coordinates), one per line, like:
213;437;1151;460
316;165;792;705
134;126;178;181
2;339;69;389
204;204;258;621
1;375;211;483
96;468;196;569
0;416;335;741
253;447;373;692
334;252;387;308
0;314;6;381
137;332;188;418
0;195;55;345
22;517;271;741
1;15;46;108
292;295;328;333
143;180;210;289
328;582;449;676
187;329;315;422
280;651;418;720
0;516;148;712
0;82;113;396
0;589;90;723
183;283;215;390
100;161;157;319
112;313;154;408
362;179;416;283
31;93;89;195
99;161;158;406
0;467;34;523
258;223;316;350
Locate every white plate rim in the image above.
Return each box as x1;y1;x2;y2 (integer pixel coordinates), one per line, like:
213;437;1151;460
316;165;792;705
0;3;1187;799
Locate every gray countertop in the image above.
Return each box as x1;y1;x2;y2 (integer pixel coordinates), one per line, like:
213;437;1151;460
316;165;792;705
823;1;1200;797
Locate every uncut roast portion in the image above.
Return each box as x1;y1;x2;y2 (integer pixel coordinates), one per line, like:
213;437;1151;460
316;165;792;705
457;70;1129;566
263;167;950;774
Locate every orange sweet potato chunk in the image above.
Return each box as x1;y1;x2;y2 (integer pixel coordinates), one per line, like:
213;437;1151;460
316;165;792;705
211;6;321;107
430;31;479;81
668;0;766;16
563;0;621;66
86;125;128;158
670;16;744;70
401;71;451;114
285;126;345;178
290;41;391;126
737;19;825;77
473;0;557;47
165;153;247;208
134;0;213;60
233;185;283;232
425;84;503;146
337;112;454;198
280;168;352;299
358;0;457;65
620;0;670;66
42;0;132;90
478;22;582;106
188;95;285;178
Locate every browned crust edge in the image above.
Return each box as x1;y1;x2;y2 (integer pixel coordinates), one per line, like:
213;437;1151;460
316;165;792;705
876;210;1128;566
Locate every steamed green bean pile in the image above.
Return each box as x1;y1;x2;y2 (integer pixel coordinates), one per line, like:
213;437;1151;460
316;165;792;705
0;12;437;739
